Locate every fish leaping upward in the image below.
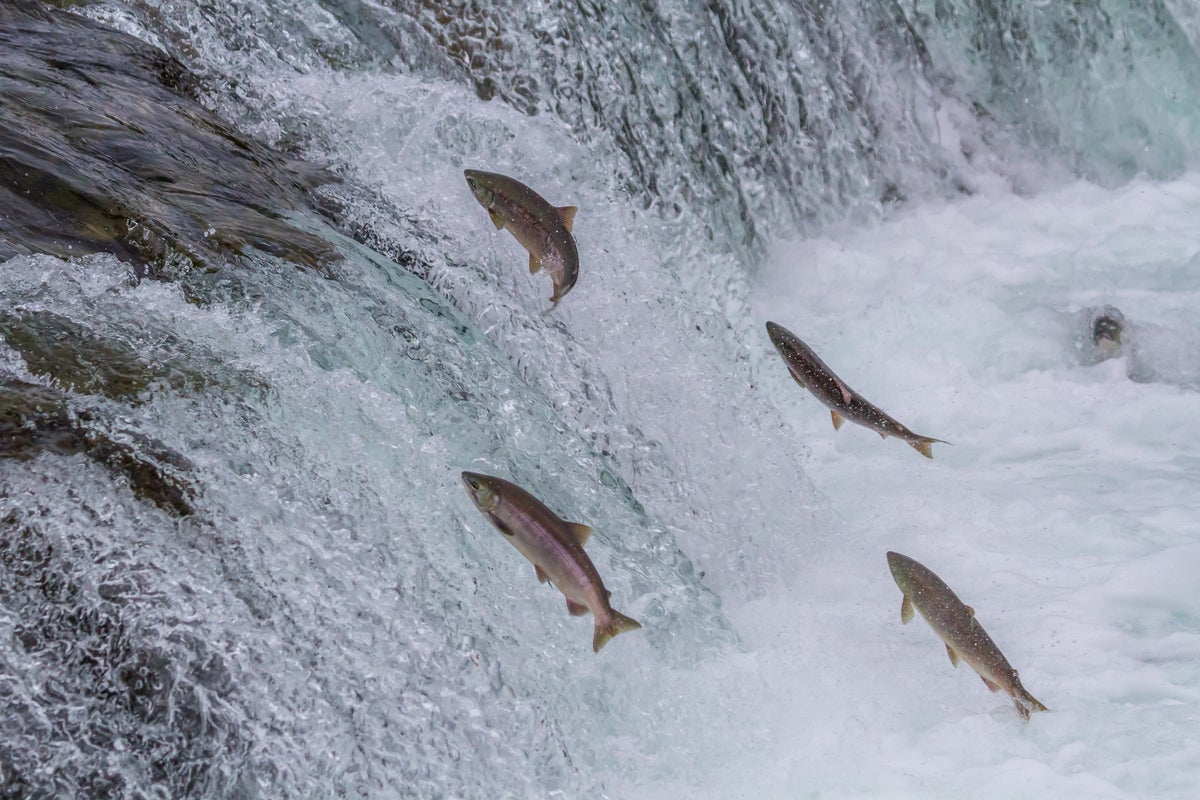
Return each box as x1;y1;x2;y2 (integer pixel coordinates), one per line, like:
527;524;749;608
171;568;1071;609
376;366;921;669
887;551;1048;720
766;321;948;458
464;169;579;309
461;472;641;652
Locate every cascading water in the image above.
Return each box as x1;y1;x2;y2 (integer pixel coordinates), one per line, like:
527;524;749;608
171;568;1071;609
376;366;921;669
2;1;1199;797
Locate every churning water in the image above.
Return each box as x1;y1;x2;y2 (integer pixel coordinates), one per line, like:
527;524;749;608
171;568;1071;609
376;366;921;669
2;1;1199;797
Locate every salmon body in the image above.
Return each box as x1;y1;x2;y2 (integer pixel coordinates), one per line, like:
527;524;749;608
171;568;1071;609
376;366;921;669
464;169;579;307
888;551;1048;719
461;471;640;652
766;321;947;458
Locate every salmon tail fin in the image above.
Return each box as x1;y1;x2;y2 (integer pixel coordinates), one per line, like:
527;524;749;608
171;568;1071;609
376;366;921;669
909;436;950;459
1022;691;1048;714
593;609;642;653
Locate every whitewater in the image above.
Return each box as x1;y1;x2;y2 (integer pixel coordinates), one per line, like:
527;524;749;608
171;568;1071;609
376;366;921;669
2;1;1199;798
747;175;1200;799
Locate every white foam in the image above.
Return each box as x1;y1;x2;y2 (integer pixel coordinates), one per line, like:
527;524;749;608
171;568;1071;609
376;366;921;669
733;173;1200;798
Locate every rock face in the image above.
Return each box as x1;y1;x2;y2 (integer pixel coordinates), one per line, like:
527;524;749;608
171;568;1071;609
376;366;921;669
0;0;336;522
0;0;339;278
0;19;313;791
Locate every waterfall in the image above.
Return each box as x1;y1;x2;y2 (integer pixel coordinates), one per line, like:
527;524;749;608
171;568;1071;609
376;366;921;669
3;1;1199;796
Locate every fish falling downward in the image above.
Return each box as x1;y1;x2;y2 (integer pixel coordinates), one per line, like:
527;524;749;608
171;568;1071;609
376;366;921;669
461;472;641;652
887;551;1048;720
464;169;579;309
766;321;948;458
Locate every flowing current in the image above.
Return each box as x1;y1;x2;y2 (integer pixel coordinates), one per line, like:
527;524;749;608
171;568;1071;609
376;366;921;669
2;1;1199;797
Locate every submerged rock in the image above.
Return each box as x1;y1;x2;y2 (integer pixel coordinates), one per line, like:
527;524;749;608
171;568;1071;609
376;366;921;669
0;308;266;403
0;378;196;516
0;509;253;799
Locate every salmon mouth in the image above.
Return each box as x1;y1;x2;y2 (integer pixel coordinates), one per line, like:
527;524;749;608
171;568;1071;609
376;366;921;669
461;471;498;511
886;551;913;586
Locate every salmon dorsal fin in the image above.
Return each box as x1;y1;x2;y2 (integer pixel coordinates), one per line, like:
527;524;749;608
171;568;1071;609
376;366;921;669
535;565;550;584
946;644;960;667
900;595;914;624
831;410;845;430
557;205;577;233
566;522;592;546
529;253;542;274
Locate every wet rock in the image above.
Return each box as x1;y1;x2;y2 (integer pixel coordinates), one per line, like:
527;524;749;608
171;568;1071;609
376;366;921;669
0;0;340;279
1075;304;1128;365
0;310;160;400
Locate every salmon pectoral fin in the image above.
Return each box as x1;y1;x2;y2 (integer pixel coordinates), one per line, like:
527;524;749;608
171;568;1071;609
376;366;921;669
901;596;914;624
535;565;550;584
557;205;577;233
946;644;960;667
965;605;975;618
566;598;589;617
529;253;543;274
981;675;1002;692
566;522;592;546
487;208;505;230
592;609;642;653
831;410;845;430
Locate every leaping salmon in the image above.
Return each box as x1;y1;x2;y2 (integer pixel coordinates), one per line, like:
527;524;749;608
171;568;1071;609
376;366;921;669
461;471;641;652
887;551;1048;720
766;321;948;458
464;169;579;308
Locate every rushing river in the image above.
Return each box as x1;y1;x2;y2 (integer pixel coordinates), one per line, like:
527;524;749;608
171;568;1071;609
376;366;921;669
2;1;1199;797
